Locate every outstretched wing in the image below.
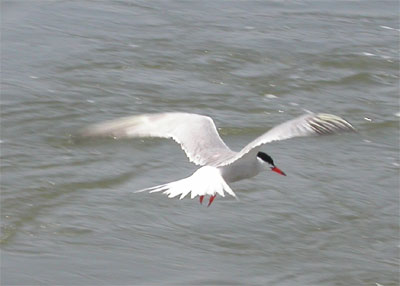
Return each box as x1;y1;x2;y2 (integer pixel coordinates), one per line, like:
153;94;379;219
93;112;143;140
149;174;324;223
217;113;355;167
80;112;235;166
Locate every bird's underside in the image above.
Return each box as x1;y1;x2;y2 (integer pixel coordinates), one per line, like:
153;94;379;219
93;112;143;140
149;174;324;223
81;112;355;206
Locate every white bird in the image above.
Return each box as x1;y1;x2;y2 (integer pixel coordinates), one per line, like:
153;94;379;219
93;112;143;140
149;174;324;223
81;112;354;206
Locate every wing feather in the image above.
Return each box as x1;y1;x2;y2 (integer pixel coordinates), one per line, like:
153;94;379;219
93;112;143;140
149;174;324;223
80;112;235;166
217;113;355;167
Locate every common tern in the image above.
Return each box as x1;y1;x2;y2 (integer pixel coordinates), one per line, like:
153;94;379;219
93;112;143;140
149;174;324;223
81;112;354;206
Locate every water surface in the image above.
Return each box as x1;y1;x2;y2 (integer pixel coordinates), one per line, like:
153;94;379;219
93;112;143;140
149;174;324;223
1;1;399;285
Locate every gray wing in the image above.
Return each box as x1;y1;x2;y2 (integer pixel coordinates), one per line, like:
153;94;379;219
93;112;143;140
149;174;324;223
217;113;355;167
80;112;235;166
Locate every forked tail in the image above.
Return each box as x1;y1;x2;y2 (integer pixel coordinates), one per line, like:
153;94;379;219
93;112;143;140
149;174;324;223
135;166;237;206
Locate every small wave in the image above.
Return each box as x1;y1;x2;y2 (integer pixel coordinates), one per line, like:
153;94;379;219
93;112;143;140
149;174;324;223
380;25;400;32
362;52;375;57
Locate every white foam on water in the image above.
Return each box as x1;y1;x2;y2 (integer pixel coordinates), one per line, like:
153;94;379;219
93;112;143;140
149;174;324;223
362;52;375;56
380;25;400;31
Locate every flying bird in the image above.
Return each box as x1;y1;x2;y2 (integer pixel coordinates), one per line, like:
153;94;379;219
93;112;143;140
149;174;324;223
81;112;354;206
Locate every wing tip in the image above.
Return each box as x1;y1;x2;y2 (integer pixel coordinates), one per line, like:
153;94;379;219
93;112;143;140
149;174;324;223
310;113;356;134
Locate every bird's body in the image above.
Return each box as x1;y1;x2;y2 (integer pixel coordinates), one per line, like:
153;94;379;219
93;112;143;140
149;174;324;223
81;112;354;206
220;156;266;183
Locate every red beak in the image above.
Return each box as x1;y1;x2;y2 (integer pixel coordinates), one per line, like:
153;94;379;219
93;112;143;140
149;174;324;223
271;166;286;176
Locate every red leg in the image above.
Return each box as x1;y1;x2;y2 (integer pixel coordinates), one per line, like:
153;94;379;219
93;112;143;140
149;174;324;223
199;195;204;204
207;195;216;207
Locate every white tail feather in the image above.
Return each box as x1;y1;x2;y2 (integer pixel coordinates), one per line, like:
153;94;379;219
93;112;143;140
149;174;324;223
135;166;237;200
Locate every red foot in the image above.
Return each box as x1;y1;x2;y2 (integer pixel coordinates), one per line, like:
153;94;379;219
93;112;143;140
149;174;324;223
199;195;204;204
207;195;216;207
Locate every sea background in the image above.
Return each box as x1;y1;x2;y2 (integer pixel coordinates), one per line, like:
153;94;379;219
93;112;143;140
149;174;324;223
1;1;399;285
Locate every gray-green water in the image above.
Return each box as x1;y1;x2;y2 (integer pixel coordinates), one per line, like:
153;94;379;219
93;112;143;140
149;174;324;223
1;1;399;285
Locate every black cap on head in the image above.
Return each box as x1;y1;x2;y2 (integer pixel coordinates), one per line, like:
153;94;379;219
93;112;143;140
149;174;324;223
257;152;274;166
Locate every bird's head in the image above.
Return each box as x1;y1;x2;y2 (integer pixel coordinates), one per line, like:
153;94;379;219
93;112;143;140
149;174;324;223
257;152;286;176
